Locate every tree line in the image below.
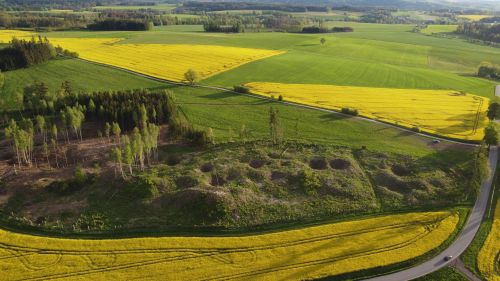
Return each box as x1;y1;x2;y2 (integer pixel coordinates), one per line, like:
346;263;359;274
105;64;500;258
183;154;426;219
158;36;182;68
87;18;153;31
456;23;500;43
0;36;56;71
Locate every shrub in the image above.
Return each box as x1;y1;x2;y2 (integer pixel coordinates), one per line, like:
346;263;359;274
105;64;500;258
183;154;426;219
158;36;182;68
341;107;359;116
278;95;283;101
175;175;199;189
234;85;250;94
73;213;108;232
411;126;421;133
126;176;159;199
299;170;322;195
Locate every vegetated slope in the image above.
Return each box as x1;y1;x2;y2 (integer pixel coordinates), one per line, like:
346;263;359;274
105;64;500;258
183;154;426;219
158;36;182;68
245;82;489;141
0;59;164;111
3;142;473;230
0;57;446;156
0;211;458;281
478;198;500;281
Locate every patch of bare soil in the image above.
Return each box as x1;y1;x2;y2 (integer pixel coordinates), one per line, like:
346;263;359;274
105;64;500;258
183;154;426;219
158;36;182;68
309;158;328;170
330;159;351;170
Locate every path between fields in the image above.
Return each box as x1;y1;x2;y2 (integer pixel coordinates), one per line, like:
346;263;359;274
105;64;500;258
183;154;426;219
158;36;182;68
364;146;498;281
75;58;477;147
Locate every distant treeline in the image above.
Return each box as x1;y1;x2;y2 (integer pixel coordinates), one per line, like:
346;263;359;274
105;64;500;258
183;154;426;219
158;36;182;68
301;26;353;33
0;37;56;71
203;21;243;33
0;11;92;29
87;18;152;31
456;23;500;43
177;1;329;13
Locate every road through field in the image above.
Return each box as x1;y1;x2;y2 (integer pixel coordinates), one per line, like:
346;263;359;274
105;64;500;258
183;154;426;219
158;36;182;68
75;57;478;147
365;146;498;281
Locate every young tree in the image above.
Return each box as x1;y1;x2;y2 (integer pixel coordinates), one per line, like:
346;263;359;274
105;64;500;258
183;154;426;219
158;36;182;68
122;135;134;175
269;107;283;145
104;122;111;143
42;141;50;167
51;138;59;168
484;122;499;147
206;127;215;145
111;147;124;178
320;38;326;45
112;122;121;144
35;115;46;143
184;69;200;85
139;104;148;130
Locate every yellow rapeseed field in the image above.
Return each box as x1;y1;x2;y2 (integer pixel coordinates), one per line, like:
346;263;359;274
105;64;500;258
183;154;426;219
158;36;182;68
245;82;489;141
48;37;284;82
457;15;493;21
0;211;458;280
478;199;500;281
0;30;36;43
0;30;283;82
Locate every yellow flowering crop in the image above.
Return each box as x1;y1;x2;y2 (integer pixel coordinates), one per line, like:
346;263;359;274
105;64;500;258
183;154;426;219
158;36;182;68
478;199;500;281
0;30;36;43
0;211;458;280
245;82;489;141
457;15;492;21
48;37;284;82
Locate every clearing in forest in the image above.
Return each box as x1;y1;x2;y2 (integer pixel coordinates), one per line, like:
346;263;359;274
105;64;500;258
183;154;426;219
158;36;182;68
0;211;458;280
245;82;489;141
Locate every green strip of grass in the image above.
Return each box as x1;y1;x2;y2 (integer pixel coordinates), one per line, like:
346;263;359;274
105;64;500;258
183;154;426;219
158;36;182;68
1;58;164;111
414;266;468;281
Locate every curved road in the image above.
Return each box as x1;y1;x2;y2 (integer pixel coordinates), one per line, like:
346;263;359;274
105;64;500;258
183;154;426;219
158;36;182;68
365;146;498;281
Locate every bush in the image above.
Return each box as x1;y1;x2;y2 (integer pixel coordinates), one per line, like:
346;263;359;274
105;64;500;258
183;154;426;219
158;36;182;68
341;107;359;116
73;213;108;232
126;176;158;199
278;95;283;101
299;170;322;195
411;126;421;133
234;85;250;94
332;27;354;32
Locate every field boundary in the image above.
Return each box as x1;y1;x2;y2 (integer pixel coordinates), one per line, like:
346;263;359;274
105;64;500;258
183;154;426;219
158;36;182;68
72;57;478;147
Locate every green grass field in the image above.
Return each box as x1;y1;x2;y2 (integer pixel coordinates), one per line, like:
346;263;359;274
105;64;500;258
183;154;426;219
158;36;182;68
39;22;498;97
1;58;163;111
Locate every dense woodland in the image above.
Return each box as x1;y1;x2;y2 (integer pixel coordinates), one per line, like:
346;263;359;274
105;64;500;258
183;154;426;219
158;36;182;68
0;37;56;71
456;23;500;43
87;18;152;30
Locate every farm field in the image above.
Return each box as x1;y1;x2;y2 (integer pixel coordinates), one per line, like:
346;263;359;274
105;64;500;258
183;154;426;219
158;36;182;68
457;15;493;21
245;82;489;141
478;198;500;281
48;37;285;82
92;3;176;11
1;59;163;111
0;211;459;281
421;25;458;35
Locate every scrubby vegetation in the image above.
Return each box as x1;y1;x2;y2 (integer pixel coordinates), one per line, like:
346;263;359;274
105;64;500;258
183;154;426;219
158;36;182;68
0;140;481;231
